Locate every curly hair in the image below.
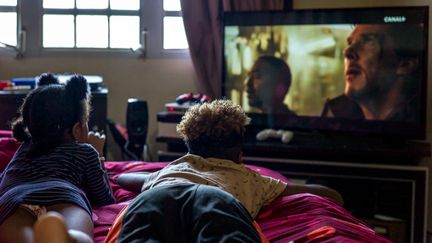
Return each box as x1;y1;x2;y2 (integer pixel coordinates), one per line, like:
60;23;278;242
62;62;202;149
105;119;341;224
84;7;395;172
176;99;250;159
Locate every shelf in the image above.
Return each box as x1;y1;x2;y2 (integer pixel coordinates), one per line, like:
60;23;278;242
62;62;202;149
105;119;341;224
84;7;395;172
157;112;431;165
156;134;430;165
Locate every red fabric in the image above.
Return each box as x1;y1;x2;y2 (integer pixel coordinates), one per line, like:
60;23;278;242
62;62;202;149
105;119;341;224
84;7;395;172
93;162;390;243
253;220;270;243
0;137;20;172
93;161;168;242
0;130;13;138
257;194;390;242
102;204;128;243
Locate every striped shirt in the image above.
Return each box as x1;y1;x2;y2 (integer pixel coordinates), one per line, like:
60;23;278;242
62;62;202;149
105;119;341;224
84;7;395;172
0;142;115;223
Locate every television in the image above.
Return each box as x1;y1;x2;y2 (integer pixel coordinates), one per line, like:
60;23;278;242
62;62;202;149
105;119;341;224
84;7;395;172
222;6;428;141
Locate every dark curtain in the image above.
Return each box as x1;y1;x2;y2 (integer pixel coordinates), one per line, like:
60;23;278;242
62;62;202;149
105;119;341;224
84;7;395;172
180;0;289;98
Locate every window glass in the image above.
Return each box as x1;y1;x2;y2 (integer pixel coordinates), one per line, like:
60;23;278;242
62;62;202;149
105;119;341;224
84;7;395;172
43;0;74;9
76;15;108;48
110;0;139;10
20;0;188;56
43;14;74;47
163;16;187;49
76;0;108;9
110;16;140;48
0;0;16;6
163;0;181;11
0;12;16;46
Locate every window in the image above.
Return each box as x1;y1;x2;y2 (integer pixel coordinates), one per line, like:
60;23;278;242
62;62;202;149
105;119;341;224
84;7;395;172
0;0;17;47
163;0;187;50
42;0;140;49
1;0;188;58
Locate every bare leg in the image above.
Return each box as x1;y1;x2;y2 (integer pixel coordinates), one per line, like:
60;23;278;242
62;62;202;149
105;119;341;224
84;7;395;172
0;207;35;243
34;211;73;243
47;203;94;243
116;172;150;192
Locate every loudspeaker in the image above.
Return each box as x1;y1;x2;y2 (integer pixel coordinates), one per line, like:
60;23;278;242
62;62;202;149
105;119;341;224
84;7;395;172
126;98;148;160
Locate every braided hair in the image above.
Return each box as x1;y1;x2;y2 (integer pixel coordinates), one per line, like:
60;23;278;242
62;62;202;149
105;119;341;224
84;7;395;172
11;74;91;158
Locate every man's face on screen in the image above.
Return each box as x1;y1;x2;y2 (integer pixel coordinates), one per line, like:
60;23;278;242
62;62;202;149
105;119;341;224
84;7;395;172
343;25;399;101
245;62;284;111
245;69;266;109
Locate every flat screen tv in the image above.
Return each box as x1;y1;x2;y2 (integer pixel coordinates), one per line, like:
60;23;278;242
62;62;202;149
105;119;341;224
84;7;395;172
222;6;429;140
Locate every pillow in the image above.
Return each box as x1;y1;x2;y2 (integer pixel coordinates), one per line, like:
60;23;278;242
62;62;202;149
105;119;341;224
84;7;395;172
0;130;13;138
0;137;20;172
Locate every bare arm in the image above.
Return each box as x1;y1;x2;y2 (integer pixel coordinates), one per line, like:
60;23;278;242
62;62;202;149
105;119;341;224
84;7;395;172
86;132;115;200
282;184;344;205
116;172;151;192
87;131;106;155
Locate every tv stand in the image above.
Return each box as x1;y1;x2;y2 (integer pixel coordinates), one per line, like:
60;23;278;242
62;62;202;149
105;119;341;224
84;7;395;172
156;111;430;243
241;128;430;165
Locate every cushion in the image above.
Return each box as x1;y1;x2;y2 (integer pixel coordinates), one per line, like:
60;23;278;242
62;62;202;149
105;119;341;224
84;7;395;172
0;130;13;138
0;137;20;172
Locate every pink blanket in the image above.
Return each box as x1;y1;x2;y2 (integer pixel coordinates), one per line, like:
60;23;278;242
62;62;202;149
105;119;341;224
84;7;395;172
0;137;20;172
0;136;389;242
93;161;390;243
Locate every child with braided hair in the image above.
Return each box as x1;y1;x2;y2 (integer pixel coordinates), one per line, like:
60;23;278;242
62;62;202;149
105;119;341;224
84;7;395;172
0;73;115;243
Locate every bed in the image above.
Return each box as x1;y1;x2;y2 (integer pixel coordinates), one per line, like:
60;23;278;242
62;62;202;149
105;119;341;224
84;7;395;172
0;134;391;242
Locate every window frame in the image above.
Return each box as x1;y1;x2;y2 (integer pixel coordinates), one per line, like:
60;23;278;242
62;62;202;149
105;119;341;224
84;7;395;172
0;3;19;56
142;0;189;58
43;8;140;49
162;1;188;51
11;0;189;59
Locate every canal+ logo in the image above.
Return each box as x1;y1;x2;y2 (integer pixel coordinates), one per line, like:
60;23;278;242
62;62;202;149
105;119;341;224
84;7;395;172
384;16;406;23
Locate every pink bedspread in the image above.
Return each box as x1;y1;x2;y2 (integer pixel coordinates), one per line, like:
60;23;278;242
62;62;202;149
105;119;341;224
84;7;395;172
93;161;390;243
0;137;390;242
0;137;20;172
0;130;12;138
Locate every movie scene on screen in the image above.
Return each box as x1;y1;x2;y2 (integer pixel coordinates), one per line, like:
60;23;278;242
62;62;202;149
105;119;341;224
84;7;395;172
224;22;424;121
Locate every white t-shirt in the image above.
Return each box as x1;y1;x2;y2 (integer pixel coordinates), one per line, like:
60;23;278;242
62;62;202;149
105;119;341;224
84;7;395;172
141;154;287;218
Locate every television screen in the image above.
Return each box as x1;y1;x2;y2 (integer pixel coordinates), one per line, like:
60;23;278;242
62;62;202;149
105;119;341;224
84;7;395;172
223;7;428;139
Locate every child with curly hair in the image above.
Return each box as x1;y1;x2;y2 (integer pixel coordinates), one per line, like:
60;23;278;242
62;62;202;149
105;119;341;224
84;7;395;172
116;99;342;242
0;73;115;243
